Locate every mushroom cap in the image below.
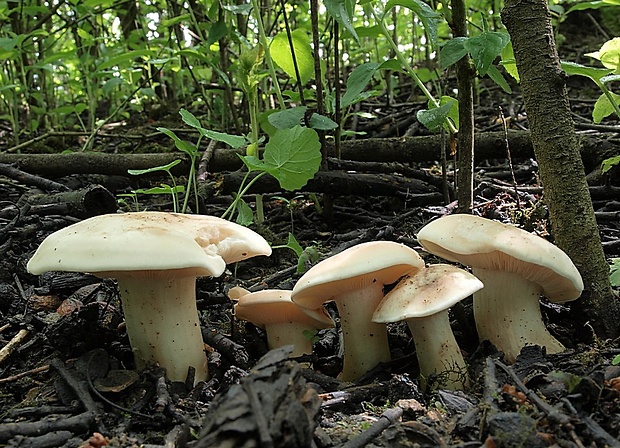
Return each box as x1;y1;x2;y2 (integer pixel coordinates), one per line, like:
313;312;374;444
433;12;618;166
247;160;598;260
291;241;425;309
373;264;484;322
230;287;335;329
27;212;272;278
416;215;583;302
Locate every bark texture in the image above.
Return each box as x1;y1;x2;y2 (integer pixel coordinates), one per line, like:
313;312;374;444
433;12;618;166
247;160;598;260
502;0;619;339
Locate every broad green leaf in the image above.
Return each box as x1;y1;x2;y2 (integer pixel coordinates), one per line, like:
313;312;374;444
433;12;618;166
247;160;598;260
135;184;185;195
500;41;519;81
270;29;314;84
128;159;182;176
602;155;620;174
610;258;620;286
206;19;228;47
97;50;155;71
379;59;403;72
561;60;613;82
157;127;197;155
585;37;620;73
354;25;382;39
417;98;457;132
592;92;620;122
309;113;338;130
324;0;360;44
262;126;322;191
341;62;381;108
464;31;510;76
284;232;304;257
77;28;95;46
297;245;320;273
179;109;246;148
234;196;254;226
102;77;123;94
269;107;307;129
567;0;620;13
439;37;468;69
383;0;441;48
486;65;512;94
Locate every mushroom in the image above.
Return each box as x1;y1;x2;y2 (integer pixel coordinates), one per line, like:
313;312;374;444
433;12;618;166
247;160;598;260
373;264;483;390
291;241;425;381
27;212;272;383
416;214;583;363
229;287;334;358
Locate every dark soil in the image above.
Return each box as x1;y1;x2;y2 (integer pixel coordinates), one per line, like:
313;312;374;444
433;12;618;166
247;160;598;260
1;15;620;448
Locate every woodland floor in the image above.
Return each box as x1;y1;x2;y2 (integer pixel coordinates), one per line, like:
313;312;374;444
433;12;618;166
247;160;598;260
2;15;620;448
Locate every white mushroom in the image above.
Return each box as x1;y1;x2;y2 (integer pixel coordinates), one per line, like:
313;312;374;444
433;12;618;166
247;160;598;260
291;241;425;381
229;287;334;358
373;264;483;390
27;212;272;384
417;214;583;363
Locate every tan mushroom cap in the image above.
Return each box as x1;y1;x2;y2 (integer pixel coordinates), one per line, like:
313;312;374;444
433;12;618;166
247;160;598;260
373;264;484;322
231;287;335;329
27;212;272;278
291;241;425;308
416;215;583;302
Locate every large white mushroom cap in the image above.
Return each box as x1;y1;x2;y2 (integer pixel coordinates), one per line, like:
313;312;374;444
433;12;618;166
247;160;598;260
416;214;583;302
27;212;272;278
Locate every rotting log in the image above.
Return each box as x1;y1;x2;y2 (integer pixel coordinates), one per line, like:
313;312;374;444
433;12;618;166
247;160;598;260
0;131;617;177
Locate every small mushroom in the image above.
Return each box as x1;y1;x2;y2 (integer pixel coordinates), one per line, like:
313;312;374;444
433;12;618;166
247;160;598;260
373;264;483;390
229;287;334;358
291;241;425;381
27;212;272;384
417;214;583;363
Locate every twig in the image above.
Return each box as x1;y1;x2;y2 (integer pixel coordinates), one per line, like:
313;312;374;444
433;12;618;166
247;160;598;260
494;360;571;425
0;329;29;365
0;411;96;442
0;364;50;384
340;407;403;448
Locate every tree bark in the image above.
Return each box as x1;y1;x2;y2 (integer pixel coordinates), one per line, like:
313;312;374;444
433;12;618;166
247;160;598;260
502;0;619;339
450;0;476;214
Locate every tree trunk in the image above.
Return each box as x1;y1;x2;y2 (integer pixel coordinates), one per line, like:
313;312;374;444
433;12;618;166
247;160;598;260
501;0;619;340
450;0;476;214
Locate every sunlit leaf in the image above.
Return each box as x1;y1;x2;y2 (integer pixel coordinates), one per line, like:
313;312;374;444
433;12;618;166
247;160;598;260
383;0;441;47
270;29;314;84
324;0;359;44
592;92;620;123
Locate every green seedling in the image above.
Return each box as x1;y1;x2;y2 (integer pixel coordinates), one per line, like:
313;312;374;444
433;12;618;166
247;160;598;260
562;38;620;174
220;125;322;224
611;258;620;287
271;232;320;274
157;109;246;213
128;159;183;212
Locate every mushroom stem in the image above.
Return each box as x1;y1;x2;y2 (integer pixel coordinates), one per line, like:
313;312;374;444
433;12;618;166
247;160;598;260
472;267;565;363
406;311;469;390
265;322;315;357
118;275;208;383
335;282;391;381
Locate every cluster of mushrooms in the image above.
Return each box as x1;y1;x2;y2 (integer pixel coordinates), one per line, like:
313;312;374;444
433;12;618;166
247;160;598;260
27;212;584;391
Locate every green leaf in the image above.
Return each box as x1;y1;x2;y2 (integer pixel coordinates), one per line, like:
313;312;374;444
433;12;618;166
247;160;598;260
206;18;228;47
383;0;441;48
601;155;620;174
464;31;510;76
268;107;307;129
486;65;512;94
585;37;620;73
500;41;519;81
309;113;338;130
297;245;320;273
285;232;304;257
102;77;123;94
439;37;468;69
222;3;253;14
234;196;254;226
157;127;198;156
613;354;620;365
593;92;620;123
341;62;381;108
179;109;246;148
561;61;613;82
417;97;457;132
567;0;620;13
611;258;620;287
324;0;360;44
270;29;314;84
128;159;182;176
262;126;322;191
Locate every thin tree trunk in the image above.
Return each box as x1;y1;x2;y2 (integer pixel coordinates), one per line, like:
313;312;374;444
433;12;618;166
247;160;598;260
502;0;619;340
450;0;475;214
